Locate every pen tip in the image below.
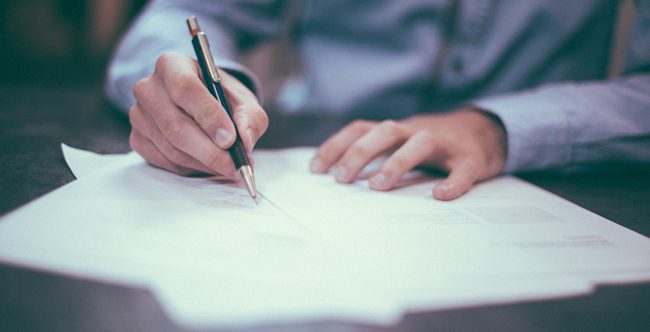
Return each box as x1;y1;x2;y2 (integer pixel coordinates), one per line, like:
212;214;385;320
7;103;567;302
237;166;257;202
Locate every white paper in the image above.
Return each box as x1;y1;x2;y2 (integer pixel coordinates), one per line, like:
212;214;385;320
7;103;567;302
61;143;127;178
0;146;648;329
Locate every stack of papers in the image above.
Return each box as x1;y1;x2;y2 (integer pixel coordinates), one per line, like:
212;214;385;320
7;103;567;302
0;144;648;329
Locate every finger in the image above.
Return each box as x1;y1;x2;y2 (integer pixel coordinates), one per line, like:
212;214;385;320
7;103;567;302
220;70;268;154
130;104;214;175
133;74;237;177
433;159;482;201
310;120;375;173
220;69;260;105
232;103;269;154
369;131;439;191
332;120;408;183
130;130;197;176
160;114;237;177
154;52;237;149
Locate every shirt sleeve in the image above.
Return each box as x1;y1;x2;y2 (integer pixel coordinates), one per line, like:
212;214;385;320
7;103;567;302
105;0;288;112
472;1;650;173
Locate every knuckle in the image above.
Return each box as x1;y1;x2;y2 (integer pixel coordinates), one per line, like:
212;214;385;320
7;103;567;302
317;142;342;162
379;119;398;128
128;106;148;132
348;120;372;134
129;131;139;151
168;149;191;166
466;157;485;171
206;153;223;169
156;140;173;155
132;78;150;100
168;76;196;105
313;147;333;163
233;105;248;122
413;130;435;142
162;121;188;146
128;104;138;115
128;106;138;125
157;142;182;164
156;143;196;173
155;52;178;73
347;143;371;159
193;105;217;127
249;104;265;115
386;155;410;171
235;103;254;114
234;105;269;136
378;120;403;137
377;120;399;137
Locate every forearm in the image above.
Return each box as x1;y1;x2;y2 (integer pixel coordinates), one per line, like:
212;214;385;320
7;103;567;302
473;74;650;172
105;1;261;112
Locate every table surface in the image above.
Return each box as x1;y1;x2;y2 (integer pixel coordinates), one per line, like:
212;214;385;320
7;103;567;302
0;83;648;332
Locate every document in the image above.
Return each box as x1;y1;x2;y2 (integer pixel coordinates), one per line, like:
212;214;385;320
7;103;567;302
0;145;648;329
61;143;126;178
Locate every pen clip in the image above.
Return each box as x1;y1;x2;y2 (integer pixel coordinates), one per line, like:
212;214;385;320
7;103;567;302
197;34;222;83
187;16;222;83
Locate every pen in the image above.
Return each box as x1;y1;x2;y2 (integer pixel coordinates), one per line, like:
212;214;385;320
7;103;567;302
186;16;257;201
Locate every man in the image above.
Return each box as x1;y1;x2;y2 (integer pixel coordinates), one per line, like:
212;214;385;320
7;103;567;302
106;0;650;200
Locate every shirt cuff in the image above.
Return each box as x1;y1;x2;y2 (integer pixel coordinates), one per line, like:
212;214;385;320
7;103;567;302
472;89;572;173
104;5;262;113
219;60;263;104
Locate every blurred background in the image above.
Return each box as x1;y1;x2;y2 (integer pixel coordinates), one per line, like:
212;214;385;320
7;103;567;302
0;0;637;104
0;1;147;87
0;0;295;107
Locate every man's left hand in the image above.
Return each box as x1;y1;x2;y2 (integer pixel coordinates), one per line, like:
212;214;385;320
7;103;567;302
309;108;508;200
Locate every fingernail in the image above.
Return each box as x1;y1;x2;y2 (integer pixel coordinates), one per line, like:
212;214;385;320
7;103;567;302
215;128;232;149
370;173;388;189
310;157;324;173
334;166;348;182
434;183;451;199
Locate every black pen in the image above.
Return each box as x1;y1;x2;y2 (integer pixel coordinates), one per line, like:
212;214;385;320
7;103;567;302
186;16;257;201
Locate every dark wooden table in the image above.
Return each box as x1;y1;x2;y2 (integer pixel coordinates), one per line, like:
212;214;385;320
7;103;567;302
1;83;649;332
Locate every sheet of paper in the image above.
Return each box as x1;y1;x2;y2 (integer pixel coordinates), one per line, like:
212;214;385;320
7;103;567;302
61;143;127;178
254;149;650;310
0;146;648;329
0;148;401;328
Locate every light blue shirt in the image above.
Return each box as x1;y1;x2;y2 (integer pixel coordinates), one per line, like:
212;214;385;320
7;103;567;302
106;0;650;173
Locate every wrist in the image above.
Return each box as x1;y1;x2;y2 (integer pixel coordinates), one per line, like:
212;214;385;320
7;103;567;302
464;107;508;172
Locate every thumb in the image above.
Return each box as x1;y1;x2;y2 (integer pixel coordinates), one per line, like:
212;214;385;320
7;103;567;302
433;159;481;201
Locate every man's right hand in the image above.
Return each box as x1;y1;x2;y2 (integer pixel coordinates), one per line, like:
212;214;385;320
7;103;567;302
129;52;268;177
